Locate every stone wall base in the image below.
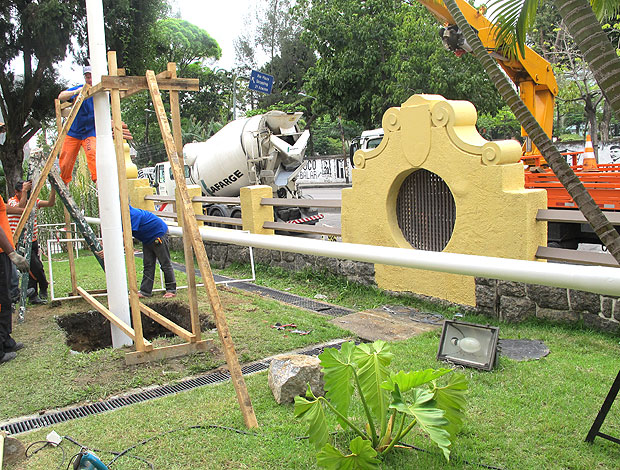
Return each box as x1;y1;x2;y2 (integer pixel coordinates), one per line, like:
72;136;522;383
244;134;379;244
170;238;376;286
475;278;619;333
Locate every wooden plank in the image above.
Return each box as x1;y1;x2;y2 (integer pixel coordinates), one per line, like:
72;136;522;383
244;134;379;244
139;302;195;342
108;51;147;352
86;289;109;294
152;210;178;219
145;195;176;202
195;215;243;226
125;339;213;365
261;197;342;209
193;196;241;204
63;208;78;295
147;195;241;205
146;70;258;429
169;61;201;342
101;75;199;92
263;220;341;236
120;71;172;99
13;85;89;241
535;246;620;267
55;99;78;295
77;287;141;341
84;82;103;99
537;209;620;225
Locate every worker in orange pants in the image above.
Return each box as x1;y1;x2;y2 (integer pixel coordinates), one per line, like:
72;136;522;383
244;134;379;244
59;135;97;184
58;65;97;185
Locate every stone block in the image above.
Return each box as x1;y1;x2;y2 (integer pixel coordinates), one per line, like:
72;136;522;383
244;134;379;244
301;254;319;269
293;254;310;272
498;281;527;297
526;284;568;309
322;256;339;275
268;354;324;404
500;296;535;322
569;290;601;314
475;277;496;287
615;301;620;322
254;248;273;265
583;313;620;333
536;307;579;323
475;285;496;309
601;298;614;319
477;306;497;319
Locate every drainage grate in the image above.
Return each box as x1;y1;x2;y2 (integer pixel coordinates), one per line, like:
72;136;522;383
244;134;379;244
231;282;354;317
0;341;345;436
165;258;354;317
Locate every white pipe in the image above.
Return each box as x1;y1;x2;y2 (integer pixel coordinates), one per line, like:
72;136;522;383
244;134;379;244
85;0;132;347
84;217;620;296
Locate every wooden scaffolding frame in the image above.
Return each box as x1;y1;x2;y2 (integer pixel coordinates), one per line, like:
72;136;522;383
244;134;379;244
16;51;258;428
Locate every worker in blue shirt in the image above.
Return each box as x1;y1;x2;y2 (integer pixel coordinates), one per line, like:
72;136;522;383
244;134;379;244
129;206;176;298
58;65;97;184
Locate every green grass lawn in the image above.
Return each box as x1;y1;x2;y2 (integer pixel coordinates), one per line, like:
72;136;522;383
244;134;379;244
11;323;620;470
0;253;348;419
4;253;620;469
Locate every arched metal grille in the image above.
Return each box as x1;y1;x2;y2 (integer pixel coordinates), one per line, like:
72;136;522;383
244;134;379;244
396;169;456;251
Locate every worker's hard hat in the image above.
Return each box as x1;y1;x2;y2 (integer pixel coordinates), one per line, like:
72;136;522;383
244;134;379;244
582;135;598;171
83;65;92;74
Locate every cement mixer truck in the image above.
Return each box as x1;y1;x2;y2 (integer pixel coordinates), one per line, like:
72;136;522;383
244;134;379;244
153;110;320;223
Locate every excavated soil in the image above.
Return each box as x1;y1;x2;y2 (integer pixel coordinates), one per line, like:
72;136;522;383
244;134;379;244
56;300;215;352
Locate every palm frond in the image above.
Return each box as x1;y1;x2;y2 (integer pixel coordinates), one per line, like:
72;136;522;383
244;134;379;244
487;0;540;58
591;0;620;21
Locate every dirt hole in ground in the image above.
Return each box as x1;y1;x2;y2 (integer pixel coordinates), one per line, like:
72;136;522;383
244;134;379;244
56;300;215;352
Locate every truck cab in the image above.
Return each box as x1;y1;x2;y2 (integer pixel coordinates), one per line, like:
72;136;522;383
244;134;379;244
349;128;384;167
154;161;192;196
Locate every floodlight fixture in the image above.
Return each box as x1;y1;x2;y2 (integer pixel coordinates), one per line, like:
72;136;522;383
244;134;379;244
437;320;499;371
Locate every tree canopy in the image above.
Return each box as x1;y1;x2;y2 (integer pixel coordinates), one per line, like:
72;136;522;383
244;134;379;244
0;0;169;196
151;18;221;74
0;0;83;194
297;0;503;128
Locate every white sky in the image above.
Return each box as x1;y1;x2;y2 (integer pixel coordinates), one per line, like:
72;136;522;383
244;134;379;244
173;0;257;69
56;0;259;84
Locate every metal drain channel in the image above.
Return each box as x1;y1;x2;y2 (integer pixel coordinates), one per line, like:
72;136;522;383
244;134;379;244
0;342;345;436
166;258;354;317
227;281;354;317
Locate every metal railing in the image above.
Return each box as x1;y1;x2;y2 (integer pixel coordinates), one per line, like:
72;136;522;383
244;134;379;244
535;209;619;267
144;194;343;237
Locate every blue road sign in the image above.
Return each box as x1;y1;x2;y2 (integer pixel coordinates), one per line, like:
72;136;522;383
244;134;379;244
249;70;274;94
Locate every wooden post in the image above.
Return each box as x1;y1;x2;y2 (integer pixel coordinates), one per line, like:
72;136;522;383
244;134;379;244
56;98;78;295
146;70;258;428
14;86;89;241
108;51;147;352
168;62;201;342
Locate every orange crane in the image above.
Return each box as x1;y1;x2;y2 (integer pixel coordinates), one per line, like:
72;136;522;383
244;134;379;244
419;0;557;159
417;0;620;247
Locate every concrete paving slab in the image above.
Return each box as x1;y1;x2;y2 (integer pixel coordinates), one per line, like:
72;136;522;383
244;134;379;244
329;307;443;342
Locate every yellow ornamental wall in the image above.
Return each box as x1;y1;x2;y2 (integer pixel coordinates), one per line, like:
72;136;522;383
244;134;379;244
341;94;547;305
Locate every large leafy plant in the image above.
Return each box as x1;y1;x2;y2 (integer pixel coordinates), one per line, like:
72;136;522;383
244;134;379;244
294;341;467;469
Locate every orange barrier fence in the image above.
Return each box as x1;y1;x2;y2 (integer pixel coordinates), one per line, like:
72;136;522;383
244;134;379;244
524;163;620;210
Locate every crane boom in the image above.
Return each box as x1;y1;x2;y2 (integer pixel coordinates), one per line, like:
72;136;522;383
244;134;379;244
418;0;557;157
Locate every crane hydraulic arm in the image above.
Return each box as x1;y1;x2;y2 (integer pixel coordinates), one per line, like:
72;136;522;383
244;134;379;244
418;0;558;157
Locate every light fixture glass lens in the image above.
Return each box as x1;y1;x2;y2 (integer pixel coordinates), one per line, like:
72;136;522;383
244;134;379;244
458;337;481;354
438;320;500;371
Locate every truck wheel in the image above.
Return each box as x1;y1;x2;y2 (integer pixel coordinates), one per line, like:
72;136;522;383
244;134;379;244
208;204;231;228
230;208;242;230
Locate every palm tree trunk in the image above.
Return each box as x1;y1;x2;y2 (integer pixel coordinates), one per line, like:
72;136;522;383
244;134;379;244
442;0;620;263
554;0;620;122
